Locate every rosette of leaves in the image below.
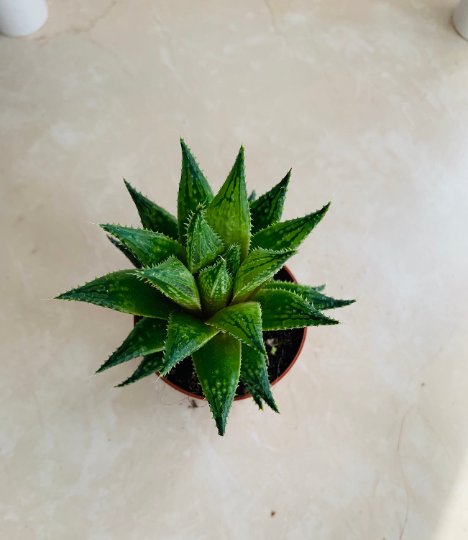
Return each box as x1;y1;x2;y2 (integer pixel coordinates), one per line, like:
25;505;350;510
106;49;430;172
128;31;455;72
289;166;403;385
57;140;354;436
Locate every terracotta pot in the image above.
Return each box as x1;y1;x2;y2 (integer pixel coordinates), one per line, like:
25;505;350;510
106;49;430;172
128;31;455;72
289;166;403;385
134;265;307;401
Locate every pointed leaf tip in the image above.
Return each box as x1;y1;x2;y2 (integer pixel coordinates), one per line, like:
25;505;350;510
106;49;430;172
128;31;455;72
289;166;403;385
96;317;167;374
252;288;339;330
56;270;177;319
205;147;250;261
123;180;178;239
240;344;278;414
192;334;241;436
116;351;166;387
251;201;330;251
250;170;290;233
177;140;214;243
264;281;355;310
101;224;186;268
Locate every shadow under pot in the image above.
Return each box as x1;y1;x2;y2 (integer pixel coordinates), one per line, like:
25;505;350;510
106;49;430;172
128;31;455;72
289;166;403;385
133;265;307;402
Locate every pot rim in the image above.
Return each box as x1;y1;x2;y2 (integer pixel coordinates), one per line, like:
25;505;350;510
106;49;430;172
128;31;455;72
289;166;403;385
156;264;307;402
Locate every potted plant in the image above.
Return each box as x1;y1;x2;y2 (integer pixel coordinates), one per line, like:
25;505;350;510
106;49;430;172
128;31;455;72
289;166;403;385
57;140;354;436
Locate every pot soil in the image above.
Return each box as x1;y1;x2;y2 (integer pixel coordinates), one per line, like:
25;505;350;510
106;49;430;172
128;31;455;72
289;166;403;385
134;265;306;401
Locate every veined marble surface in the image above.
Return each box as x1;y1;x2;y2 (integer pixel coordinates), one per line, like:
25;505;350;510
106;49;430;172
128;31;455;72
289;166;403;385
1;0;468;538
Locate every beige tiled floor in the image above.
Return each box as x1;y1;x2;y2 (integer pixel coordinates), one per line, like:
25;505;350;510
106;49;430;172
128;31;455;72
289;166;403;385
2;0;468;538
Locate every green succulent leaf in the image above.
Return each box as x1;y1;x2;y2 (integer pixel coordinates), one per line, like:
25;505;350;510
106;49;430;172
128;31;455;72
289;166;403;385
96;317;167;373
240;343;278;413
137;256;202;315
198;258;233;318
56;270;177;319
101;224;186;268
231;248;296;304
250;170;290;235
263;281;355;310
252;288;339;330
161;312;219;375
186;205;224;273
116;351;166;387
224;244;240;276
124;180;178;240
312;284;326;292
192;333;241;436
107;235;142;268
177;139;214;243
251;202;330;251
207;301;266;355
248;189;257;203
205;146;251;261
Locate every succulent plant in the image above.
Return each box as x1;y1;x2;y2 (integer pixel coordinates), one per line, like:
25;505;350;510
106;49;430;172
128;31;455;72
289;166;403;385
57;140;354;435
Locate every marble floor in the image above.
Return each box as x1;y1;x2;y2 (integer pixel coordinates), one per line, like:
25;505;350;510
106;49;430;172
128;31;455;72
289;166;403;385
2;0;468;538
